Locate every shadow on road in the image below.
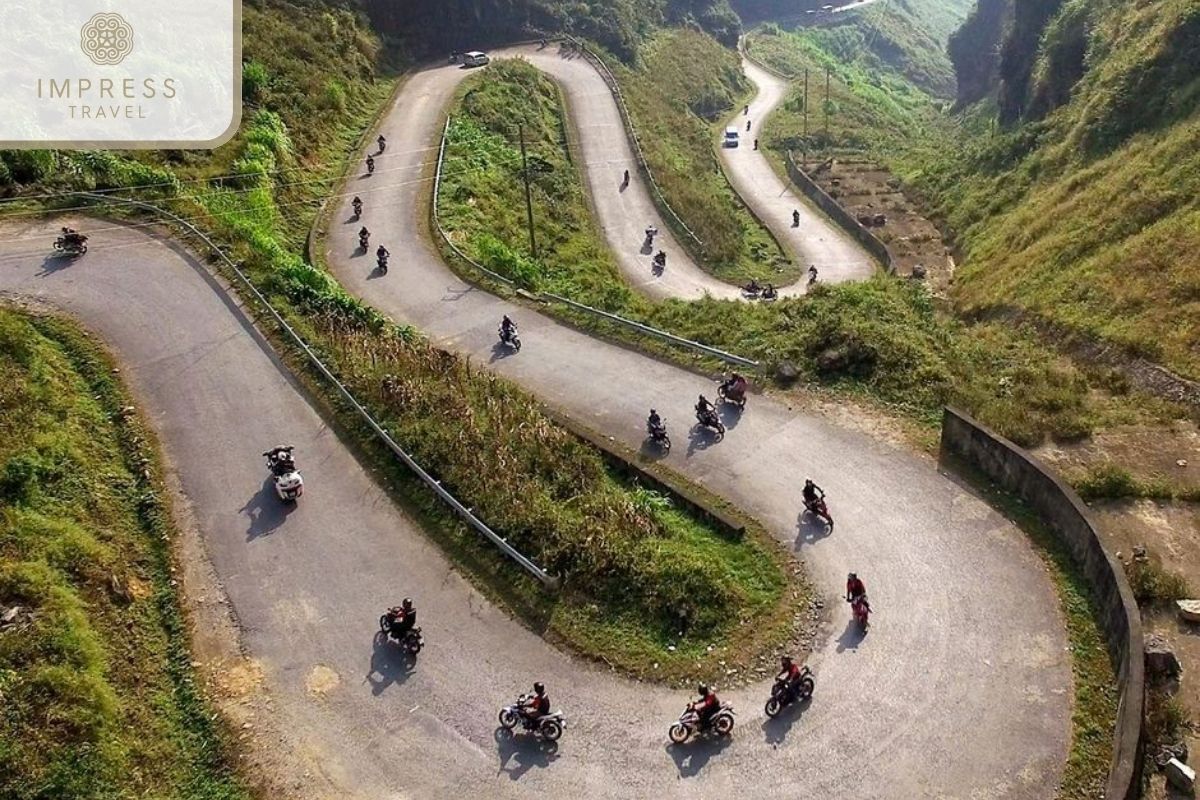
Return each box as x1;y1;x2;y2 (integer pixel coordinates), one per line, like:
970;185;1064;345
241;479;295;540
665;734;732;778
762;695;812;746
494;727;559;779
36;254;77;276
367;265;387;281
717;402;743;431
795;511;833;549
639;437;671;462
364;632;415;696
686;424;723;457
835;618;868;653
640;239;653;256
489;341;518;363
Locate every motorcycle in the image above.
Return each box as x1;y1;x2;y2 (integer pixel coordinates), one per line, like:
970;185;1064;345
647;422;671;452
695;406;725;436
850;595;871;630
377;253;389;275
352;200;362;220
764;668;815;717
498;326;522;352
54;233;89;256
366;157;375;175
803;494;833;528
359;231;370;251
741;282;763;299
378;613;424;655
263;448;303;502
668;702;735;744
717;378;747;410
792;210;800;227
652;251;666;271
498;695;565;741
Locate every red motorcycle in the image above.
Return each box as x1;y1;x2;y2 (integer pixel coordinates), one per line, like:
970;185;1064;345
850;595;871;630
803;495;833;528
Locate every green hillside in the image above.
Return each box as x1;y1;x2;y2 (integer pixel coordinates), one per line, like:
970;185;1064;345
922;0;1200;380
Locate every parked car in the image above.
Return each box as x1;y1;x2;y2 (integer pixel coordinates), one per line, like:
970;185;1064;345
723;126;740;148
462;51;490;67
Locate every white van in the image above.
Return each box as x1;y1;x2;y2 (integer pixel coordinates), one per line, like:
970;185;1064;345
462;51;490;67
723;126;740;148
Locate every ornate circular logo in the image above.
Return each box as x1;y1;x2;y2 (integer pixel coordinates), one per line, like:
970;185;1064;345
80;13;134;66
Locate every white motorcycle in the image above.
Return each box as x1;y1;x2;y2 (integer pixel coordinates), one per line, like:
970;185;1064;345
498;695;565;741
668;702;735;744
263;446;303;502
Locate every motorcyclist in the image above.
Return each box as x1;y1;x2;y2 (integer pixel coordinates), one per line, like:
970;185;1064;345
263;445;295;475
644;224;658;243
59;226;87;248
352;196;363;217
846;572;867;605
808;264;819;284
366;154;375;174
754;138;759;150
653;250;666;268
746;119;752;132
386;597;416;639
647;408;664;435
744;104;749;115
376;244;390;263
695;394;715;421
721;372;747;398
802;478;824;510
792;209;800;227
377;134;387;153
521;682;550;726
691;685;721;730
762;283;777;300
500;315;517;341
359;226;370;247
744;278;761;295
623;169;630;185
776;655;804;697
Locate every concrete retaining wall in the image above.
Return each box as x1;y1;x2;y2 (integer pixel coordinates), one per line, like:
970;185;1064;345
939;407;1144;800
784;152;894;273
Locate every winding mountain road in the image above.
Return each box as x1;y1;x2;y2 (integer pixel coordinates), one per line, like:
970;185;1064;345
497;45;870;298
0;41;1069;800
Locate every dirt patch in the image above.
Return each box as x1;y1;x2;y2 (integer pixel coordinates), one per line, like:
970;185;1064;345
1035;422;1200;495
1087;498;1200;798
305;665;341;698
801;157;954;294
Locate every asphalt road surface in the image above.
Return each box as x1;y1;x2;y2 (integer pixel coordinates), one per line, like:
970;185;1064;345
0;41;1069;800
324;44;1071;798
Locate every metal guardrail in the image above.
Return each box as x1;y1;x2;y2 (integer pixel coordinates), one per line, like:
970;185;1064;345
561;35;705;251
78;192;561;590
432;117;759;370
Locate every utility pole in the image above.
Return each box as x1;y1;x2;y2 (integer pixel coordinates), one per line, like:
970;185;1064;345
518;123;537;258
824;66;831;142
803;68;809;166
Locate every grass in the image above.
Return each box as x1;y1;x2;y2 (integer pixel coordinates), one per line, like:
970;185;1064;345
436;53;1175;448
604;29;794;283
950;458;1118;800
0;308;247;799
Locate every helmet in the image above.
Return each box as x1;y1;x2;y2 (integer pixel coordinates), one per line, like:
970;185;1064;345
534;682;545;695
805;478;814;487
848;572;857;581
781;655;792;667
697;684;708;696
650;409;657;415
402;597;413;610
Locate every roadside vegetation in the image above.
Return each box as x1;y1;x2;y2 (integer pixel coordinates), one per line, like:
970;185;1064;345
0;308;246;799
2;3;800;680
438;58;1168;447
